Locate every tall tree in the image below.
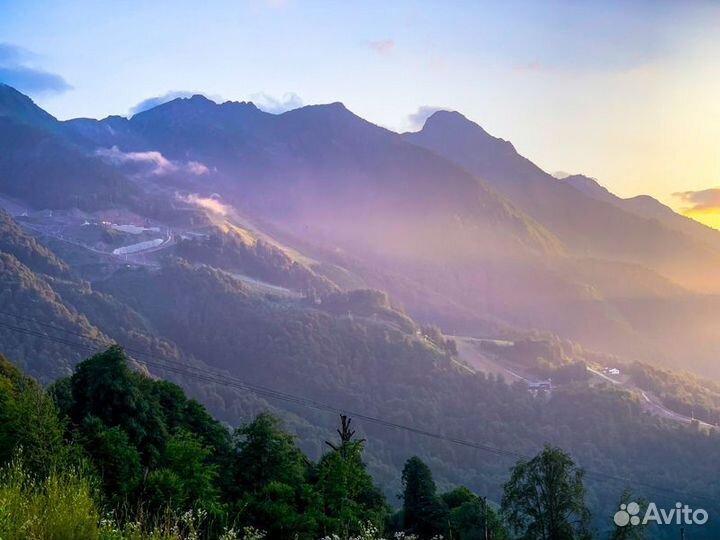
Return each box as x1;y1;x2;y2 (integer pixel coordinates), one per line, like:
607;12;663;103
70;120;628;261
401;456;449;539
231;413;319;540
316;415;387;537
66;345;167;464
501;445;592;540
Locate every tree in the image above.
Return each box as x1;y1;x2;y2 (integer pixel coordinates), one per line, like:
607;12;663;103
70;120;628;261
81;416;142;500
0;354;68;478
316;415;388;537
145;430;221;515
442;487;509;540
231;413;319;539
67;345;167;464
401;456;449;539
232;413;308;494
609;489;647;540
501;445;591;540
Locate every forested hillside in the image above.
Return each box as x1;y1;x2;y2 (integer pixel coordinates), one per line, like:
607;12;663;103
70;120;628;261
0;347;712;539
2;204;720;539
3;83;720;539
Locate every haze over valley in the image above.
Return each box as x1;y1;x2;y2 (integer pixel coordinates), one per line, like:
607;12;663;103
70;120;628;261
2;8;720;534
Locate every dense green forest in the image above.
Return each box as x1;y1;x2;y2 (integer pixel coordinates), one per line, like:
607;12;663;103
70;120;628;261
2;209;720;539
0;346;662;540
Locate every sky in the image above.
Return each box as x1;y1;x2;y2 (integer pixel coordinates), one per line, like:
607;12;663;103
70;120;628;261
1;0;719;226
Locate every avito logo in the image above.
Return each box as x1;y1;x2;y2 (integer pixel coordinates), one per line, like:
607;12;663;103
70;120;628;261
614;501;708;527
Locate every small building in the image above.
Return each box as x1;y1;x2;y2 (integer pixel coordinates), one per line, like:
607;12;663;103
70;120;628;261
528;379;552;391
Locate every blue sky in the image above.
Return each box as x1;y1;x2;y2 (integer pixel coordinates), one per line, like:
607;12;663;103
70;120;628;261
1;0;719;219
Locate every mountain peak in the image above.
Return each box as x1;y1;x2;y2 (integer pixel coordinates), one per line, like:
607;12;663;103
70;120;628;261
562;174;616;204
189;93;211;102
0;84;58;130
219;99;259;112
407;108;516;159
423;109;467;125
625;194;672;214
282;102;365;126
421;109;491;136
291;101;349;114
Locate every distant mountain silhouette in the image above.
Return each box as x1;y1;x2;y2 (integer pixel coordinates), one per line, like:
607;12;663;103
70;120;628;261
0;85;138;209
564;173;720;253
0;83;59;132
405;110;720;292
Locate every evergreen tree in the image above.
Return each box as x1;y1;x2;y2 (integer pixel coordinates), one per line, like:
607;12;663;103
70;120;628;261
316;415;387;537
401;456;449;539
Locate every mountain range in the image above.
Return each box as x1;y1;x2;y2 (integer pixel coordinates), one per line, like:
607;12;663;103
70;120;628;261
5;82;720;533
2;81;720;379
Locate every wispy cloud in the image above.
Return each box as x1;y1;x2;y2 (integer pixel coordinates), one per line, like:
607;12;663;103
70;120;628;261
129;90;221;115
95;146;210;176
96;146;176;175
366;39;395;55
250;92;303;114
187;161;210;175
0;43;71;95
406;105;448;131
674;188;720;213
177;193;231;217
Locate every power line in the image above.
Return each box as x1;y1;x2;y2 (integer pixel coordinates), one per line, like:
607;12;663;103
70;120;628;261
0;313;717;505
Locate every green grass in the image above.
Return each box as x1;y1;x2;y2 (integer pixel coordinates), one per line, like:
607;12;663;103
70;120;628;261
0;459;247;540
0;458;98;540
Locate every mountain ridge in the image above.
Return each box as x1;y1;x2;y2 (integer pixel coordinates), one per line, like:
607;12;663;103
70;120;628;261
3;84;720;377
564;173;720;252
405;109;720;293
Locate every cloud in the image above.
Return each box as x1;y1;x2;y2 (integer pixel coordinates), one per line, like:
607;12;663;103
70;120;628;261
406;106;448;131
187;161;210;175
96;146;177;175
674;188;720;213
366;39;395;54
129;90;221;115
177;193;231;217
96;146;209;176
0;43;71;95
250;92;303;114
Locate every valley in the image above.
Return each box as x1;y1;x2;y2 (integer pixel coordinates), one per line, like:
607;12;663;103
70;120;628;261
2;82;720;538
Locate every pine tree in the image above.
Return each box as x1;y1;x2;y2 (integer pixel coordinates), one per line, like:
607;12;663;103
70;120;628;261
316;415;387;538
401;456;449;539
